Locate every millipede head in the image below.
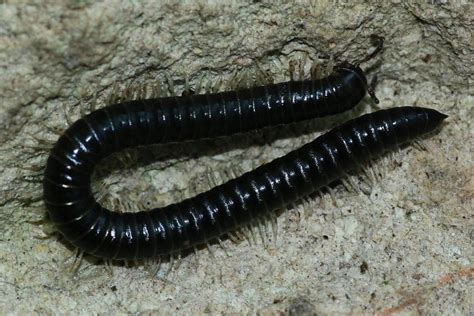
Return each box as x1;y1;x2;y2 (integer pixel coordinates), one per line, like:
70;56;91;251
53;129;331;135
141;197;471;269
334;61;380;104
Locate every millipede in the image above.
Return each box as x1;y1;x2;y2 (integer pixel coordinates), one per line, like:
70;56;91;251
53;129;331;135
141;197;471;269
42;38;447;261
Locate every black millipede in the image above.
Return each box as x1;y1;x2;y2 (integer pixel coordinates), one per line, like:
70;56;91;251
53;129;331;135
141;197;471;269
43;40;446;260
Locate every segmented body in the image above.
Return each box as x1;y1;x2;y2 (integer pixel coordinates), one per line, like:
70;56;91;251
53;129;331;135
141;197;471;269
43;63;446;260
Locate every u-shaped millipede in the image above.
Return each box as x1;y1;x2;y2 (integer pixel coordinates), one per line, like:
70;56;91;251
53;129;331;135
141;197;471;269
42;41;447;260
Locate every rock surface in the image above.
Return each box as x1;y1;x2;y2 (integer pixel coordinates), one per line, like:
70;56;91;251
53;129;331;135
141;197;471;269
0;1;472;314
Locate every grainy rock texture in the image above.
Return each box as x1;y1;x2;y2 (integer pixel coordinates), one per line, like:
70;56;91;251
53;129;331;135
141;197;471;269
0;1;472;314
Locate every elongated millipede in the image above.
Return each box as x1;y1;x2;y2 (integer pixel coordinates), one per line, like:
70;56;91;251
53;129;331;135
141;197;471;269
42;39;446;260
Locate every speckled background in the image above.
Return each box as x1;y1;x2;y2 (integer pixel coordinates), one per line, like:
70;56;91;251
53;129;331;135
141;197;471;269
0;1;472;314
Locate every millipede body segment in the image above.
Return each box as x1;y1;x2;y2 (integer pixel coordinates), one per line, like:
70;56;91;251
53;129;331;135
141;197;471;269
43;62;446;260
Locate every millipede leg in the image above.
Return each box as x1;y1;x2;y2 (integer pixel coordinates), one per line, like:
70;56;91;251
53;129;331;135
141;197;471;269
326;186;339;207
360;164;376;188
28;133;54;147
298;55;306;81
414;140;428;151
263;215;273;245
206;242;215;258
324;55;334;76
235;229;247;243
255;60;273;85
310;63;323;80
212;75;223;93
22;143;51;152
18;164;45;173
305;196;317;219
69;249;84;275
288;59;297;81
172;253;183;278
195;75;204;94
182;74;192;96
257;218;266;246
89;92;97;112
206;167;220;188
165;72;175;96
44;123;65;136
104;260;114;276
108;83;119;104
217;237;229;257
296;205;303;228
205;76;213;93
228;231;241;244
152;256;162;277
248;224;258;245
285;205;292;229
193;246;200;272
368;161;381;183
373;161;384;182
341;177;354;194
151;79;164;97
139;84;148;99
164;254;174;277
319;189;330;210
79;98;87;117
242;226;253;246
270;212;278;246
